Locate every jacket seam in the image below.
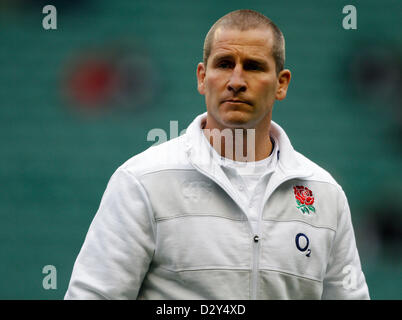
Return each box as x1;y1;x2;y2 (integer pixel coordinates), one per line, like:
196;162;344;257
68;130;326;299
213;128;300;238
158;266;322;283
139;167;197;178
137;167;342;187
159;266;251;273
259;268;323;283
155;213;246;222
261;218;336;232
293;177;343;190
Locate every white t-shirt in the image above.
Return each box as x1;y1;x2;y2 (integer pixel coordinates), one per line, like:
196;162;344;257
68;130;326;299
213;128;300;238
203;133;279;233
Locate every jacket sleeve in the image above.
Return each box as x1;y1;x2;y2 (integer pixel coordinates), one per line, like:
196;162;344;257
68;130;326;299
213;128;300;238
321;190;370;299
64;168;156;299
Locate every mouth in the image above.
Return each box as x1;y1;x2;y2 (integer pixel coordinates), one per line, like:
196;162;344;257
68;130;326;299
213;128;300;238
222;99;252;106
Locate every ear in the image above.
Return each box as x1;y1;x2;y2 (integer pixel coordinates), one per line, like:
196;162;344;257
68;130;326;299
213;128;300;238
197;62;206;95
275;69;291;101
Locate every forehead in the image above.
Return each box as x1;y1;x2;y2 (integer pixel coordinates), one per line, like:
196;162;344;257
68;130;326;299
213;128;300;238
210;27;275;60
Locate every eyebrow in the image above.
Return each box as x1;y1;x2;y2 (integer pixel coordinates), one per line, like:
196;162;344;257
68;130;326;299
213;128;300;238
211;54;234;63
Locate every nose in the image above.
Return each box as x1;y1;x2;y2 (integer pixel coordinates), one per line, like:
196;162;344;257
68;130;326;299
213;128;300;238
227;65;247;94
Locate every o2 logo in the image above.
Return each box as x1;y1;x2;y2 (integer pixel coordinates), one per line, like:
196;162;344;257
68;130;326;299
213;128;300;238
295;233;311;257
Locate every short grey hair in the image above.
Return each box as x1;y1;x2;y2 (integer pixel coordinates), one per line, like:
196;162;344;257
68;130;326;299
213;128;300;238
203;9;285;74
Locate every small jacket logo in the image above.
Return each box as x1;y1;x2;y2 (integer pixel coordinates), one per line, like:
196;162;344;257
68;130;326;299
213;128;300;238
181;180;213;202
293;185;316;214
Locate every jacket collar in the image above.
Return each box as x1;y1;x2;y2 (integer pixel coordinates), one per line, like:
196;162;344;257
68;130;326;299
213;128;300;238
185;112;312;180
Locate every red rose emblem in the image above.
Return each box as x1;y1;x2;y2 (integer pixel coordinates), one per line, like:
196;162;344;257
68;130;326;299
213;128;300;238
293;186;316;214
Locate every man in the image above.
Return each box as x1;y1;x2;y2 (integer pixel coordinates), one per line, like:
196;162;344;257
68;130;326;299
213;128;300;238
65;9;370;299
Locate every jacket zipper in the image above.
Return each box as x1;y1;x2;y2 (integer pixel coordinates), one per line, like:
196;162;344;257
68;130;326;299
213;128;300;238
190;160;312;300
251;234;260;299
250;172;313;299
190;162;262;300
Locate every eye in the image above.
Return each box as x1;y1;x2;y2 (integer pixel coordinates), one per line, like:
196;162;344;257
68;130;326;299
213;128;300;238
244;62;263;71
217;60;233;69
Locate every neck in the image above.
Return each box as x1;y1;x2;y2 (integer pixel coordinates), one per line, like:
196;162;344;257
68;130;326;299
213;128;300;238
202;113;273;162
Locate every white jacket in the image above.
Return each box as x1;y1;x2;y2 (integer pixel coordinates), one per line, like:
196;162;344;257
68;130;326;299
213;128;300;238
65;113;370;300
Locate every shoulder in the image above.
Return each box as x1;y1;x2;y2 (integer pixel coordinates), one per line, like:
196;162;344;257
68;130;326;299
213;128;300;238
293;150;344;194
116;134;192;178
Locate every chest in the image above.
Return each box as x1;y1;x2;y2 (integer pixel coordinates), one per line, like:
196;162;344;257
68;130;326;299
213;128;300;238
141;171;339;282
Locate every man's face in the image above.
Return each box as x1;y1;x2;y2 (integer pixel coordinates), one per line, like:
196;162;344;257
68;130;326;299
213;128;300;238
197;27;290;129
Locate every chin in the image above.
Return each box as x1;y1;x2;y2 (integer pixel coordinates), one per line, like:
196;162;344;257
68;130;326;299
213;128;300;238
220;111;254;128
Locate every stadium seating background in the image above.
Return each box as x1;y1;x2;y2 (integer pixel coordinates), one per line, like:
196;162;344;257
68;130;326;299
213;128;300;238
0;0;401;299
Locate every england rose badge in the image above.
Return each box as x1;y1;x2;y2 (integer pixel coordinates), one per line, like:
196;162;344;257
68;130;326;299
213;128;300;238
293;185;316;215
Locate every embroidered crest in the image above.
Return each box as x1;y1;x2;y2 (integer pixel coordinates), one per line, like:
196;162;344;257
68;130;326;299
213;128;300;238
293;185;316;214
181;180;213;202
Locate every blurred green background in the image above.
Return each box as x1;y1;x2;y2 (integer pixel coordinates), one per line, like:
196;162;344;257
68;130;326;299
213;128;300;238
0;0;401;299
